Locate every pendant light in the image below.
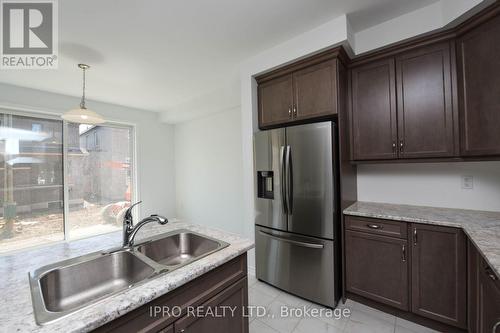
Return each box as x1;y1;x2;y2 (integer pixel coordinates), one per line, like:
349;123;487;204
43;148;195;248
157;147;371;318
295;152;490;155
62;64;105;124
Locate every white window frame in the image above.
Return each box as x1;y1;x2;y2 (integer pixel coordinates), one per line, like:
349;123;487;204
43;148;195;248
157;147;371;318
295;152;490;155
0;106;139;250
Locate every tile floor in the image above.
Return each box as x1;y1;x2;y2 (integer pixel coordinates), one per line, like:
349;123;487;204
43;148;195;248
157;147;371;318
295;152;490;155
248;275;439;333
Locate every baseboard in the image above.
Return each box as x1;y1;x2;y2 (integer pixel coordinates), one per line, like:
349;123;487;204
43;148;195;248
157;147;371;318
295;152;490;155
346;292;467;333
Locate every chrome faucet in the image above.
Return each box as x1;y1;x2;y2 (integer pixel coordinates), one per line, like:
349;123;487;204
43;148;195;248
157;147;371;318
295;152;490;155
123;201;169;248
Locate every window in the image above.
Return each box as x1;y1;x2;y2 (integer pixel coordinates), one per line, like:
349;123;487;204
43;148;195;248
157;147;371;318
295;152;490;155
0;111;135;253
31;123;42;132
85;134;90;150
67;125;132;239
0;114;64;252
94;131;100;150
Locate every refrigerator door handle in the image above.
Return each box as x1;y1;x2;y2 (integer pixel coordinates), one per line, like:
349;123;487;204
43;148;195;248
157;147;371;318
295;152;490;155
285;145;293;215
258;230;324;249
279;146;288;215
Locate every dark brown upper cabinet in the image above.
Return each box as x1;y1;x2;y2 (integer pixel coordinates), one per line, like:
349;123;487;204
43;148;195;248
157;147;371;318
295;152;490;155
293;60;337;121
410;224;467;329
256;49;345;129
457;13;500;157
345;229;409;310
347;3;500;161
258;74;293;127
350;58;397;160
396;42;456;158
349;42;456;161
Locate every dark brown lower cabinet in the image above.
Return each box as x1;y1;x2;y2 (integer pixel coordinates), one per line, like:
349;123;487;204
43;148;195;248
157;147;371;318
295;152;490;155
345;230;409;310
410;224;467;328
174;277;248;333
159;325;174;333
477;259;500;333
345;217;471;330
93;254;248;333
468;240;479;333
469;241;500;333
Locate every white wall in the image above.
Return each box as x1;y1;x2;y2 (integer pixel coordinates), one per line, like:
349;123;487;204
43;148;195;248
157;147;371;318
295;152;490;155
352;1;443;54
357;162;500;212
174;108;244;235
161;77;241;124
0;83;176;219
352;0;488;54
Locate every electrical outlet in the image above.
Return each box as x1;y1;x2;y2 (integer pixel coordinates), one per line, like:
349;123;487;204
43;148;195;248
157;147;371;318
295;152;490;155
461;175;474;189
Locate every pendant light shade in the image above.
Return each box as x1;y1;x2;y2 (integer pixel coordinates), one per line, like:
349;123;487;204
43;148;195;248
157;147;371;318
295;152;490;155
62;107;105;124
62;64;105;124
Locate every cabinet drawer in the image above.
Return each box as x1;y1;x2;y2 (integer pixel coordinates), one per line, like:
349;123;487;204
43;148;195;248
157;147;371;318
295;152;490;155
345;216;407;238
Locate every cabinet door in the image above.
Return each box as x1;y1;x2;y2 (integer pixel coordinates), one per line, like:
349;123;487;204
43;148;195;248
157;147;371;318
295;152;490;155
158;324;174;333
350;58;398;160
174;277;248;333
293;60;337;120
457;14;500;156
468;240;479;333
345;230;409;310
396;42;456;158
258;75;293;128
478;259;500;333
411;224;467;328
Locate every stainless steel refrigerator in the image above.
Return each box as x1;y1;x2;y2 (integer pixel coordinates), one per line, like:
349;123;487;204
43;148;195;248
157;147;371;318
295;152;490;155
254;121;340;308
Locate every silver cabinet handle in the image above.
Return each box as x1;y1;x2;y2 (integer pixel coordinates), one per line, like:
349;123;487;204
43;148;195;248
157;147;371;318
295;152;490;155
366;224;382;230
486;267;498;281
392;142;396;152
293;106;297;117
402;244;406;262
288;107;292;118
413;228;418;245
493;321;500;333
259;230;324;249
399;140;404;152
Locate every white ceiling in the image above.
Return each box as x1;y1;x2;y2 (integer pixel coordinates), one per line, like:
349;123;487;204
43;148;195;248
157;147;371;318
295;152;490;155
0;0;440;119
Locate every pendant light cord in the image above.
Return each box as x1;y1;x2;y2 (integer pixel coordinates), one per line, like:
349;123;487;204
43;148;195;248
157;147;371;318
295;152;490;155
80;67;86;109
63;63;104;125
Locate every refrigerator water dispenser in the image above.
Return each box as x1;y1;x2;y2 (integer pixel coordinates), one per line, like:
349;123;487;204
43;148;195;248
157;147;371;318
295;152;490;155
257;171;274;199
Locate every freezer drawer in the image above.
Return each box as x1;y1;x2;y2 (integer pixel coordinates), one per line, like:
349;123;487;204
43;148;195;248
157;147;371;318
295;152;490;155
255;226;336;308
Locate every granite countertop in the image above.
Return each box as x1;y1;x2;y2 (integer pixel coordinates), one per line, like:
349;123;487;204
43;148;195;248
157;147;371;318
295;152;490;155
344;201;500;278
0;221;254;333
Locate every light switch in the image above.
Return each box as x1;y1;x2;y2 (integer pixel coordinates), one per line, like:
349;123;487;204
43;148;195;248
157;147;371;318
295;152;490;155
461;175;473;189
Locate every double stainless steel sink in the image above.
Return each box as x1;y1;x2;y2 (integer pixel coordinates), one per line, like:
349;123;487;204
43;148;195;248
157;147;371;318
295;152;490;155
29;229;228;325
